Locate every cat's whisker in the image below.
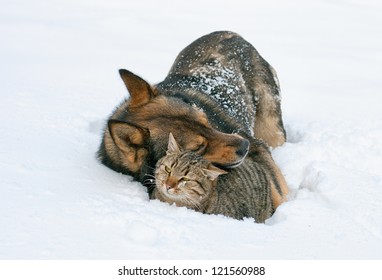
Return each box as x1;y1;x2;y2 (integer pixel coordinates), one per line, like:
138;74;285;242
143;178;155;185
144;174;156;180
142;163;156;171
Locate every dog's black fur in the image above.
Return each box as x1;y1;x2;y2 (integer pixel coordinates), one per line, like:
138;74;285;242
98;31;286;195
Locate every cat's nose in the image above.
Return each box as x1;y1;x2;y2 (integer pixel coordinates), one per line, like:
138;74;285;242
165;177;177;190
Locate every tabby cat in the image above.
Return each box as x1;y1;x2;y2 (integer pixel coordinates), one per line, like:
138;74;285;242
152;133;287;223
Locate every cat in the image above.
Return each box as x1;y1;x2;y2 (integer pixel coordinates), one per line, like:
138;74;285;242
151;133;288;223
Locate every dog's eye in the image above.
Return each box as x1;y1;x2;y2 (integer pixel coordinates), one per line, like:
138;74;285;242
193;143;207;154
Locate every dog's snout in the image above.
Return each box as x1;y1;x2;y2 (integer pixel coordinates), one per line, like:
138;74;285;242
236;139;249;157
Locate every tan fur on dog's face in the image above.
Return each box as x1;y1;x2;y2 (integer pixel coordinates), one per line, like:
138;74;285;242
100;69;249;178
111;94;249;169
99;31;288;209
140;96;249;167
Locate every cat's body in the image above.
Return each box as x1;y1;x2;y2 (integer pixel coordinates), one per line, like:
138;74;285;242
152;134;287;223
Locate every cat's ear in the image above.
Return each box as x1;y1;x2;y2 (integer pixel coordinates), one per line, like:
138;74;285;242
203;164;227;181
167;132;181;154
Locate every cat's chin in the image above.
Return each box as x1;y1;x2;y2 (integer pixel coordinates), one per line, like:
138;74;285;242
158;187;183;200
158;187;197;202
161;192;191;205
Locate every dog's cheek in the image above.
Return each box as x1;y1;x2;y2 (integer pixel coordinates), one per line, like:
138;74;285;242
137;148;148;162
203;145;237;165
214;147;235;162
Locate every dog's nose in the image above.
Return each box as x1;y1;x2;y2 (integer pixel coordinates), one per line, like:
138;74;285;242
236;139;249;157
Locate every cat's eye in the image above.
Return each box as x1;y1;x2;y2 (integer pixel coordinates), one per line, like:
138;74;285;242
165;166;171;173
181;177;190;182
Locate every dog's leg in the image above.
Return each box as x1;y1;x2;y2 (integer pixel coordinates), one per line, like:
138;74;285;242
219;33;287;147
252;65;286;148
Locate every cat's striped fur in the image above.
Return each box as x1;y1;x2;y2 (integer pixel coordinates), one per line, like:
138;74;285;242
152;134;287;223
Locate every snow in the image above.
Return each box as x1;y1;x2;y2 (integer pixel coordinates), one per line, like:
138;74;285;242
171;61;255;135
1;0;382;259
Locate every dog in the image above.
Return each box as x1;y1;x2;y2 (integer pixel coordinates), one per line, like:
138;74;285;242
98;31;287;200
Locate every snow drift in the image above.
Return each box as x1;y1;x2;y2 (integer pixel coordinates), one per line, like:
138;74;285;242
1;0;382;259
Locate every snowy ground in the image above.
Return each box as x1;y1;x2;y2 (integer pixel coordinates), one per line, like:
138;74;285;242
1;0;382;259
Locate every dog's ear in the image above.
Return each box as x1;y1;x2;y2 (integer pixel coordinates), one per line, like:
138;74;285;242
203;164;227;182
108;119;150;172
167;132;181;154
119;69;155;107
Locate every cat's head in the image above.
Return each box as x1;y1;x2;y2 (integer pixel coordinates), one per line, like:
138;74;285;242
154;133;227;210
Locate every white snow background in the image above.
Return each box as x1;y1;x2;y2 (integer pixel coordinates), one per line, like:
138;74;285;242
1;0;382;259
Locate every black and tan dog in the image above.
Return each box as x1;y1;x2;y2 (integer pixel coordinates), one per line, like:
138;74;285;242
98;31;287;204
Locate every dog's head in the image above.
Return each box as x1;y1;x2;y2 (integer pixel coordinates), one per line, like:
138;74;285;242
100;69;249;177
